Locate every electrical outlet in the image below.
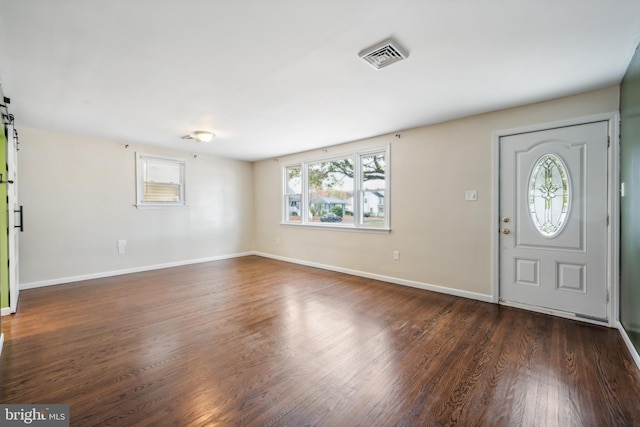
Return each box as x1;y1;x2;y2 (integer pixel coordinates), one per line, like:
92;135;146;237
117;239;126;255
393;250;400;260
276;237;280;244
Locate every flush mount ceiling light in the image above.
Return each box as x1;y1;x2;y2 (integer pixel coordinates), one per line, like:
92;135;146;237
182;130;215;143
359;38;408;70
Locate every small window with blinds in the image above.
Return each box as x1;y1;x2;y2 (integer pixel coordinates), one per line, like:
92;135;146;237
136;153;186;207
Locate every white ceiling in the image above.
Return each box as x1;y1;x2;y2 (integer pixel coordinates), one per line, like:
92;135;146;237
1;1;639;161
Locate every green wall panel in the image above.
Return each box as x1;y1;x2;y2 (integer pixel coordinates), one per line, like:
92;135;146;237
620;42;640;349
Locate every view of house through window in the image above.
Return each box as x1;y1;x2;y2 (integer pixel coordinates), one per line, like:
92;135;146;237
283;146;389;229
360;153;386;227
308;158;354;224
285;165;302;222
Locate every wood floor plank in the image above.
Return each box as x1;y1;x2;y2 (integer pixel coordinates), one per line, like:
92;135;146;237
1;256;640;426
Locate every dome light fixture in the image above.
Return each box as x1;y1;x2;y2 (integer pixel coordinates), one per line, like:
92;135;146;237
182;130;215;143
193;131;214;142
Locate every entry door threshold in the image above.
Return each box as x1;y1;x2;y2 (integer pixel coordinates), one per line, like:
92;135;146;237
499;299;610;327
575;312;608;323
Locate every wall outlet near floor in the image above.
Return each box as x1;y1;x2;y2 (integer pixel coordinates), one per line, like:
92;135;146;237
393;250;400;260
117;239;127;254
276;237;280;244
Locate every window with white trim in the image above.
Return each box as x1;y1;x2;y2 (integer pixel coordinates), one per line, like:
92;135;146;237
283;146;389;229
136;153;186;207
285;165;302;222
359;152;386;227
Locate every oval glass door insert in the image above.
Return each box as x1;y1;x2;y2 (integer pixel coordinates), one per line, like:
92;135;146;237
528;153;570;237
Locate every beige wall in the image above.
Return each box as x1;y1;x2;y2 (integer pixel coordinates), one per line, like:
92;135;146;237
253;86;620;298
18;127;254;285
16;86;620;293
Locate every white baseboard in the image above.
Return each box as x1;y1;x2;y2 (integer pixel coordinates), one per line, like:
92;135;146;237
617;321;640;372
19;252;254;291
9;250;491;315
253;251;494;303
7;249;640;375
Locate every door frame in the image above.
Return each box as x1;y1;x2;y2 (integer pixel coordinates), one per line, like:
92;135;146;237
492;112;620;327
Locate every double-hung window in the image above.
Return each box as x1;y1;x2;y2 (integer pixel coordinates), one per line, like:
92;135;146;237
359;152;387;227
285;165;302;223
136;153;187;207
283;145;389;230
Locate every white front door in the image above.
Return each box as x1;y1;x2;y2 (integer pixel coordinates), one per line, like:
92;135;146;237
499;121;609;321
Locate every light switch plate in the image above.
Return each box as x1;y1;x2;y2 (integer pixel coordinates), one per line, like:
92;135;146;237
465;190;478;201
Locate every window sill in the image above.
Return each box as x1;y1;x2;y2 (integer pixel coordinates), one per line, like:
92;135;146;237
135;204;190;209
280;222;391;234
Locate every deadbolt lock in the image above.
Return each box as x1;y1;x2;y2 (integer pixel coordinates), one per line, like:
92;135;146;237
502;217;510;223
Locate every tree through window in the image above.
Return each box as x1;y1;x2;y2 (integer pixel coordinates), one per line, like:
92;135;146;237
282;146;389;229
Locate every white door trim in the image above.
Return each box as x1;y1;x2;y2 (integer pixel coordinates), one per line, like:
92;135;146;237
492;112;620;327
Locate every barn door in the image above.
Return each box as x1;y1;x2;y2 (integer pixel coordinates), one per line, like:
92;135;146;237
6;123;20;313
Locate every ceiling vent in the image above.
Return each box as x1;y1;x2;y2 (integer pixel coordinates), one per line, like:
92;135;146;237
359;39;408;70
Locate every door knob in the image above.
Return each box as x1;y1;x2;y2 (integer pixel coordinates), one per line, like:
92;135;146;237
501;228;510;234
502;217;510;223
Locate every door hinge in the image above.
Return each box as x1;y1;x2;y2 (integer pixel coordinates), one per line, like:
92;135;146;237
607;135;610;148
606;214;610;226
606;290;610;303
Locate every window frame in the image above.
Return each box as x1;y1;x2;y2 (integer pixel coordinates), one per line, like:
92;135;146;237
136;153;188;208
282;145;390;232
284;164;303;223
357;150;388;228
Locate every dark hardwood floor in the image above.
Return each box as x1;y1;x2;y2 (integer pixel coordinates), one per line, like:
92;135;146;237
1;256;639;426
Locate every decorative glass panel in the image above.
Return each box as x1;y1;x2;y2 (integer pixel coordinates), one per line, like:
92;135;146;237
528;154;570;237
